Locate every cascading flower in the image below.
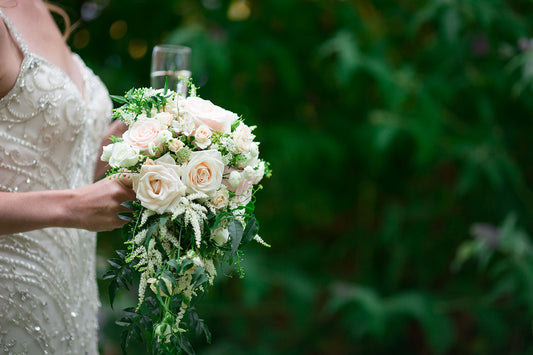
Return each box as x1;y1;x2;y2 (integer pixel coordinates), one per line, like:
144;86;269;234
102;86;271;354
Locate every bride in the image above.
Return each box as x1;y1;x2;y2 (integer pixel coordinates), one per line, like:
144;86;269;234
0;1;134;353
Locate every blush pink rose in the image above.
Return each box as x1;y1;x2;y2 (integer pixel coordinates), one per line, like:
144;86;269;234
123;117;164;154
181;96;238;134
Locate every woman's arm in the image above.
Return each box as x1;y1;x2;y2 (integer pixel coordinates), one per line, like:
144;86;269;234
0;175;136;235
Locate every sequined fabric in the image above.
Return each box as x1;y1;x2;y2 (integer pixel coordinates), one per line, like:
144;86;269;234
0;10;111;355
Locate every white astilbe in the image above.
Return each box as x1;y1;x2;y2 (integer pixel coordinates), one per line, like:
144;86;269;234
185;209;203;248
158;223;174;256
146;238;163;276
140;209;155;226
174;302;188;333
132;229;148;246
169;194;209;248
138;272;149;308
254;234;271;247
126;245;146;266
203;259;217;285
137;238;163;308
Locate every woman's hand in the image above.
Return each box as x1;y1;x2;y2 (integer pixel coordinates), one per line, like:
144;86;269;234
64;174;137;232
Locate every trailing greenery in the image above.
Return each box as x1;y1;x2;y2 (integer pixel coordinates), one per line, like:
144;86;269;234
59;0;533;353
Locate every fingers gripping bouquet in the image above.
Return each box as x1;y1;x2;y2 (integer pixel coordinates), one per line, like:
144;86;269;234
101;86;271;353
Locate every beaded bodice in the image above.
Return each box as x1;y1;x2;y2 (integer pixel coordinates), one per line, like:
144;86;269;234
0;10;111;354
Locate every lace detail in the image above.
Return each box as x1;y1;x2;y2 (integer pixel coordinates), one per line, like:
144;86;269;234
0;10;111;355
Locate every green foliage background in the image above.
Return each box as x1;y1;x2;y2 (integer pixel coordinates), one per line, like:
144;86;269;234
60;0;533;353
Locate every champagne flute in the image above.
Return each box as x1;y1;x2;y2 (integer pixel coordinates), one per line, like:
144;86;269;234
150;45;191;97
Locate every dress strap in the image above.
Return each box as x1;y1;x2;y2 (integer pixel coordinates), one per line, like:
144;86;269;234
0;9;30;56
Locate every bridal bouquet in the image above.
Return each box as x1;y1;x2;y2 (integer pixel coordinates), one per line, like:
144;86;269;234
101;85;271;354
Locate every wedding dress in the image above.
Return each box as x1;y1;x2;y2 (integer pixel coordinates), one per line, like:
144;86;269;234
0;10;111;354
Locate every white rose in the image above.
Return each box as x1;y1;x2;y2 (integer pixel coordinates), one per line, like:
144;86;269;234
100;143;113;162
211;227;229;246
181;96;238;134
228;170;242;188
194;124;212;149
242;166;254;179
133;154;186;213
211;187;229;209
249;142;259;158
123;117;164;154
252;161;265;184
181;150;224;197
233;122;255;153
108;142;140;168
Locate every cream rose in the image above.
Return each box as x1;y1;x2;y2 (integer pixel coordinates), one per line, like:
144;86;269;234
194;124;212;149
123;117;164;153
133;154;186;213
211;187;229;209
181;96;238;134
107;142;140;168
168;138;185;153
181;150;224;197
233;122;255;153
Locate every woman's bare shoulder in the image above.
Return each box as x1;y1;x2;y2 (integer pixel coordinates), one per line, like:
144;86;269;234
0;16;23;99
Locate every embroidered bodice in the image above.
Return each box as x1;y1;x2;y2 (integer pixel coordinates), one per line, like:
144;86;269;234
0;10;111;354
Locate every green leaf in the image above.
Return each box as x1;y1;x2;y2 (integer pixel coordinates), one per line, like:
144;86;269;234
161;269;176;287
110;95;128;104
101;270;116;280
117;212;133;222
191;266;208;287
178;334;196;355
144;222;158;248
109;280;118;308
242;215;258;245
167;259;180;270
120;201;136;210
203;323;212;344
228;219;244;256
179;258;194;274
108;258;122;269
158;278;171;297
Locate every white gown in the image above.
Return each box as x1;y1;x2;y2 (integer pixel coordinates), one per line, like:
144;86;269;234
0;10;111;355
